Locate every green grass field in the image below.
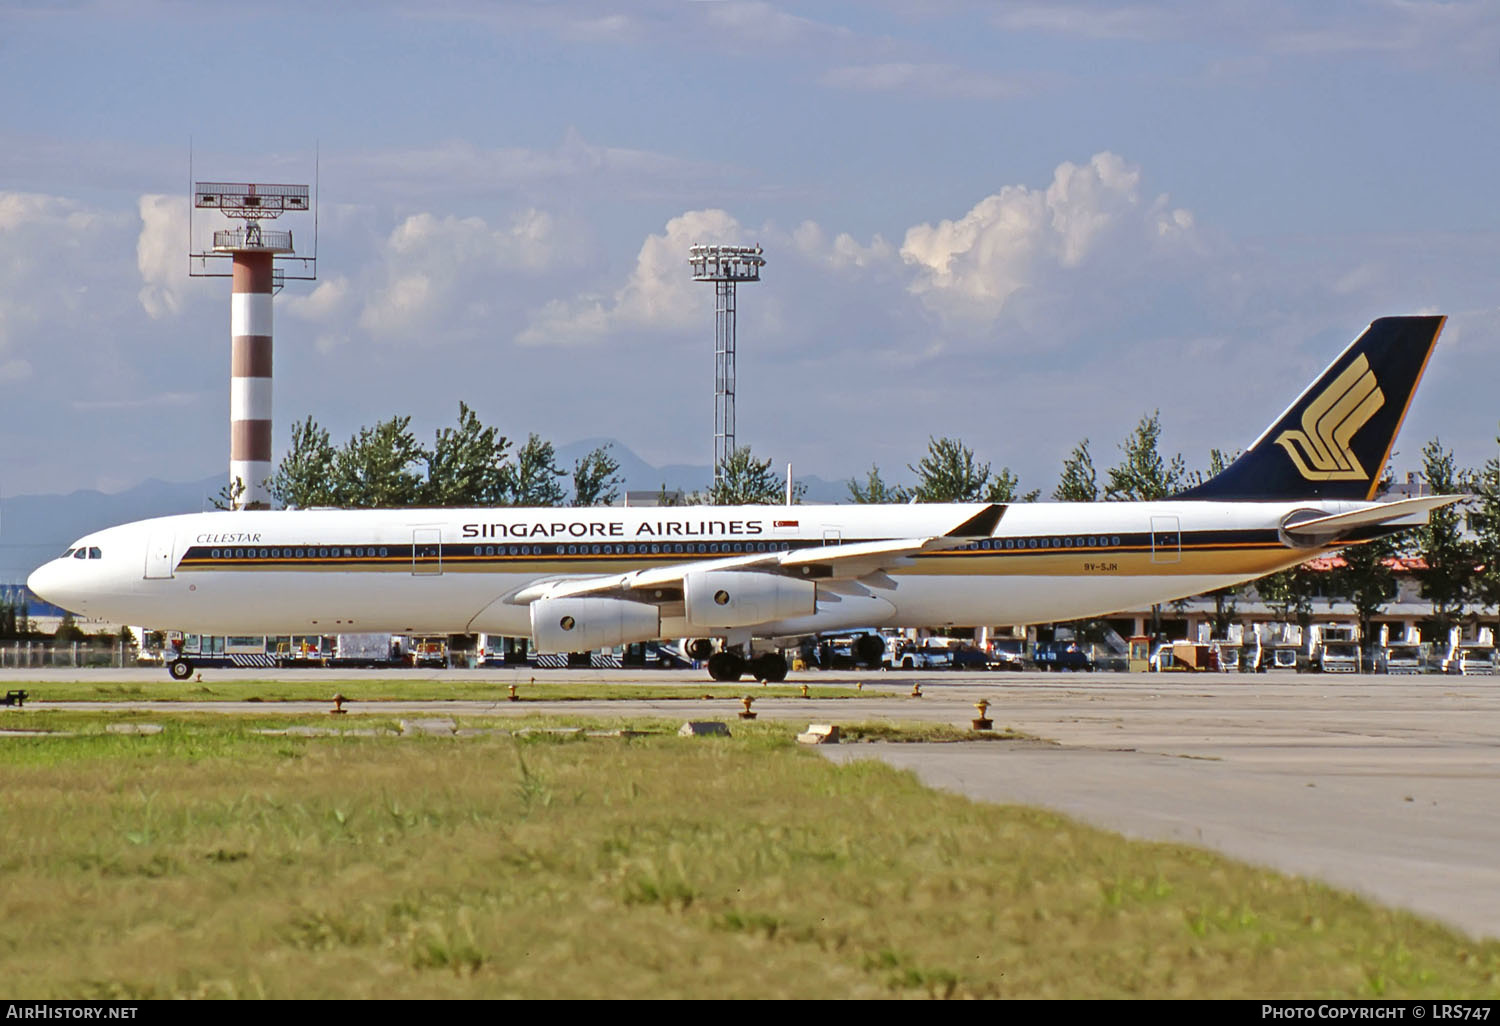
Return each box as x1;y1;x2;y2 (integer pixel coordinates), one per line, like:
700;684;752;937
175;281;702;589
9;678;884;704
2;711;1497;998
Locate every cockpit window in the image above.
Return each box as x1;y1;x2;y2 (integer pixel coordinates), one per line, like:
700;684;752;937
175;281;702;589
88;547;102;559
74;548;87;559
61;548;75;558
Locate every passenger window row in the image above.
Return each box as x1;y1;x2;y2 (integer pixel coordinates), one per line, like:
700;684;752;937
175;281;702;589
962;536;1124;551
470;541;787;557
207;547;392;559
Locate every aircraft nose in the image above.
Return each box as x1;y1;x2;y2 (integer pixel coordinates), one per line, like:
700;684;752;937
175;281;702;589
26;561;76;611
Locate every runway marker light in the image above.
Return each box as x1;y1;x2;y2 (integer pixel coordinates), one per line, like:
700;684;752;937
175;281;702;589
800;684;809;698
910;683;922;698
508;684;518;702
972;700;993;732
330;693;347;715
739;696;757;720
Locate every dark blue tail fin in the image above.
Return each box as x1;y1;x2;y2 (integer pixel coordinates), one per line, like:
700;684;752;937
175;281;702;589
1175;316;1444;502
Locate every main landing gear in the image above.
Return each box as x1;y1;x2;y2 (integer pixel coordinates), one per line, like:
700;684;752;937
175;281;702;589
706;649;788;683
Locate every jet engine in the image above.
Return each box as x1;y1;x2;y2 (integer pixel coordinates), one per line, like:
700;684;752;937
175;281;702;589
531;597;661;654
683;570;816;629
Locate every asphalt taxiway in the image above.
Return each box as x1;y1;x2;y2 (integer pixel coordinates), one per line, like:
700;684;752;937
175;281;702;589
4;667;1498;938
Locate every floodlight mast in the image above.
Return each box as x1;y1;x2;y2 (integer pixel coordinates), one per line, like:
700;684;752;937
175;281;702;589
189;180;317;511
689;244;765;490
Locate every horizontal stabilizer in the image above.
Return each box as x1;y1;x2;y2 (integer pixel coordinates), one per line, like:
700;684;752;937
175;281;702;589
1282;494;1466;539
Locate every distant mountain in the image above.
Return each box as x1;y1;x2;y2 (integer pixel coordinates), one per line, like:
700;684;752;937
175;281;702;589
0;441;855;582
1;474;224;583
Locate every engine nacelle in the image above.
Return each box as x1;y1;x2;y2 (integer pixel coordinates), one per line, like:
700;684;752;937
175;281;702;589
531;597;660;654
683;570;816;629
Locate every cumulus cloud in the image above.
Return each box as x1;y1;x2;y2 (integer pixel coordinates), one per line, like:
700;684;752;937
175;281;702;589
357;207;580;341
517;208;742;346
788;219;897;272
136;194;189;319
517;154;1201;352
900;152;1196;323
283;275;351;323
0;191;133;382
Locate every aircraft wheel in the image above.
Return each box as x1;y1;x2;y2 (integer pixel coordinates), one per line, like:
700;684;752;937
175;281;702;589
168;658;193;681
707;652;744;682
752;653;788;683
853;634;885;667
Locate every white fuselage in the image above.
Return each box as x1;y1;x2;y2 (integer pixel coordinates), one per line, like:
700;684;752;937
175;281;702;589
28;499;1374;640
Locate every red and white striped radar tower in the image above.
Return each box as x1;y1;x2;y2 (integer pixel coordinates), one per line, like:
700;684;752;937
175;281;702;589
689;244;764;489
190;181;317;510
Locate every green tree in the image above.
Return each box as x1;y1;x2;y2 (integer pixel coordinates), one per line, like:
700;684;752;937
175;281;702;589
1256;560;1320;636
0;588;21;638
1330;534;1401;647
907;437;1035;504
209;477;246;512
53;612;86;644
910;436;990;502
267;416;338;509
329;415;427;509
571;444;623;507
423;402;510;507
1054;439;1098;502
985;467;1038;503
1415;438;1473;637
1206;589;1238;639
506;433;567;507
654;483;687;507
1106;411;1187;501
1471;426;1500;635
848;464;911;504
709;446;784;505
1181;448;1239;491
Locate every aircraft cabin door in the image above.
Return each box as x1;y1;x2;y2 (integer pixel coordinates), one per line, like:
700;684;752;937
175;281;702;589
412;528;443;576
144;531;176;579
1150;515;1181;564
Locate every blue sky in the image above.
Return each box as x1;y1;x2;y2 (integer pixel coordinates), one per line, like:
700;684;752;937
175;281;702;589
2;0;1498;504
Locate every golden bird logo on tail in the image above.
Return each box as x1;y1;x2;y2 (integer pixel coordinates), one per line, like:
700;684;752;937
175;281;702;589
1274;354;1385;481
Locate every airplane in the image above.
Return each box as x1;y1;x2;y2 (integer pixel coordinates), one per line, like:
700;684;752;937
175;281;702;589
28;315;1464;683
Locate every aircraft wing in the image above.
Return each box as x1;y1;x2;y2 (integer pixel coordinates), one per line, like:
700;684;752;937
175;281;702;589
507;503;1005;605
1282;494;1467;540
